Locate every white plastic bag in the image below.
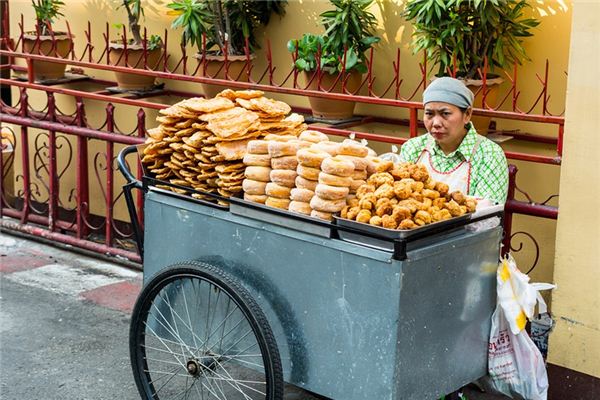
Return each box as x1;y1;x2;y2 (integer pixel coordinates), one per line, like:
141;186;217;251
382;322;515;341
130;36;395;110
487;306;549;400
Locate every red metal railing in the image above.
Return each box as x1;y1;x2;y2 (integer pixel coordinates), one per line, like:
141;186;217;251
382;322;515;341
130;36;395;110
0;10;560;267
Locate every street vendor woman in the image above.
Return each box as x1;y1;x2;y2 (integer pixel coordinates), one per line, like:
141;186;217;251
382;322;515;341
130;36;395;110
399;77;508;205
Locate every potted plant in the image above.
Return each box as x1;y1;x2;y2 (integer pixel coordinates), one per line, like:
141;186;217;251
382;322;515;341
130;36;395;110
404;0;540;132
287;0;380;121
109;0;163;91
168;0;287;98
23;0;73;81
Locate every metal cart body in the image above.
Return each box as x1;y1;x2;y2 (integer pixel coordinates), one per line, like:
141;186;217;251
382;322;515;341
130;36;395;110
142;188;501;400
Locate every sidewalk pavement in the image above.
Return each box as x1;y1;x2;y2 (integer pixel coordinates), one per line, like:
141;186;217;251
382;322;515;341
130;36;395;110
0;231;506;400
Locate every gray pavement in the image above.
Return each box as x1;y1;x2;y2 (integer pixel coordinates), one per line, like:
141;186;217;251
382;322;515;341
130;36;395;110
0;232;505;400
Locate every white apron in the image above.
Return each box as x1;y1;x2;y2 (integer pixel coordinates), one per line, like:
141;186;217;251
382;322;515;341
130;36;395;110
416;135;484;196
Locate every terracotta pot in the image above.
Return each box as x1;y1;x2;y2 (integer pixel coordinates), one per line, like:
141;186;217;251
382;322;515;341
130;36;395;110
193;54;255;99
22;32;72;81
463;77;503;134
108;42;162;91
303;70;363;120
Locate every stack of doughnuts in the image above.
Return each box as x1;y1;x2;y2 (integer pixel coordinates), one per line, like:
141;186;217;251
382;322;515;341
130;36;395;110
291;147;331;215
242;140;271;204
310;155;355;221
265;140;300;209
336;139;369;202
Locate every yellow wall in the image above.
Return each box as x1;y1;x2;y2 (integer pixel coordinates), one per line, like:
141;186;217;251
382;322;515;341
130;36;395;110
548;0;600;378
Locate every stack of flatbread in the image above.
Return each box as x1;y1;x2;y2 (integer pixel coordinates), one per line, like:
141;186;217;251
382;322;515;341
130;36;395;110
141;89;306;203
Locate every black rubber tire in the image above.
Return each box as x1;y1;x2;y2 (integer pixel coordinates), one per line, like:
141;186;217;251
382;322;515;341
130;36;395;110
129;261;284;399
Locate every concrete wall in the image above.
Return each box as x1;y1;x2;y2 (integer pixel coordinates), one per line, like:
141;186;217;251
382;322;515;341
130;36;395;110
548;0;600;378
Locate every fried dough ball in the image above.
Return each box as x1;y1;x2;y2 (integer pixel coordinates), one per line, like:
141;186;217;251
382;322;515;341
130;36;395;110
465;198;478;213
390;167;411;180
347;197;359;208
340;205;350;219
398;199;418;214
435;182;450;197
391;205;411;222
422;189;440;199
369;216;383;226
359;193;377;210
445;199;465;217
414;210;433;226
418;198;433;211
356;184;376;200
424;178;437;190
375;198;394;217
410;164;429;182
356;209;372;223
410;191;424;202
460;205;468;214
389;198;399;206
399;219;417;230
374;183;395;199
381;214;398;229
432;208;452;222
450;190;466;205
433;197;446;208
393;181;412;200
411;181;425;193
347;206;361;220
367;172;394;188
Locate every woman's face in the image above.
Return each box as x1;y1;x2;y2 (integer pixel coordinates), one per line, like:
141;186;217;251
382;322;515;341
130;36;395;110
423;102;472;154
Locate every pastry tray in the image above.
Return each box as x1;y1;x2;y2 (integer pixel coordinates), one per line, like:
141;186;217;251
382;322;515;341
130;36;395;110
228;197;333;238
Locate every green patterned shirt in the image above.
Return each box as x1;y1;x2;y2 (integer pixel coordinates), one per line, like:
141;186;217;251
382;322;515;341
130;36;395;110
399;125;509;203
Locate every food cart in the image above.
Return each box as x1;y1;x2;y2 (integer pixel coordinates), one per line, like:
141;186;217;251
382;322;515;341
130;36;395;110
119;145;503;400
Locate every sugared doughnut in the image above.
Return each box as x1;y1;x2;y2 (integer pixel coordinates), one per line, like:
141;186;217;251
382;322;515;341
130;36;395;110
318;172;353;187
246;140;269;155
295;176;318;191
296;164;321;181
289;139;312;150
366;157;393;174
270;169;297;188
244;166;271;182
310;209;334;221
315;184;350;200
242;179;267;195
244;193;267;204
310;141;339;156
350;179;367;192
338;139;369;157
243;153;271;167
265;182;291;198
265;196;290;209
268;141;298;158
271;155;298;170
290;187;314;203
310;196;346;213
299;130;329;143
351;169;368;180
296;148;330;168
263;134;297;142
288;200;312;215
321;156;354;177
337;155;368;171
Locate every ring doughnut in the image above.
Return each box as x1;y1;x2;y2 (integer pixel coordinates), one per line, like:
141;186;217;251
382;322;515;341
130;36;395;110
321;156;354;177
263;134;297;142
265;196;290;209
351;169;368;180
310;209;334;221
242;179;267;195
265;182;291;198
296;148;330;168
243;153;271;167
246;140;269;155
270;169;297;188
315;184;350;200
289;139;312;150
288;200;312;215
318;172;352;187
337;155;368;171
271;155;298;170
296;164;321;181
244;166;272;182
290;188;314;203
268;141;298;158
338;139;369;157
309;196;346;213
295;176;318;191
310;141;339;156
299;130;329;143
244;193;267;204
366;157;393;174
350;179;367;193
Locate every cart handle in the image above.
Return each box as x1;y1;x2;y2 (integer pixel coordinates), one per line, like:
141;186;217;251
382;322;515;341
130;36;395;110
117;145;145;259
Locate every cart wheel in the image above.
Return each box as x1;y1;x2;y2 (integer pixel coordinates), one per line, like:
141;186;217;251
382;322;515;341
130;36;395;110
130;261;284;399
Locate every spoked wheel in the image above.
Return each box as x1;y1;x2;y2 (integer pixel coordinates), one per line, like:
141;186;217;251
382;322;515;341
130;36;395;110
130;261;283;400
